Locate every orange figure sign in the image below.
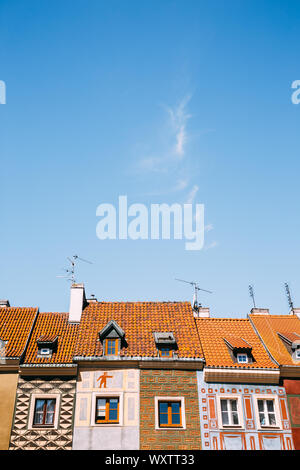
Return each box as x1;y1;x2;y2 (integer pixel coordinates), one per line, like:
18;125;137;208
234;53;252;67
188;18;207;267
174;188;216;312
97;371;113;389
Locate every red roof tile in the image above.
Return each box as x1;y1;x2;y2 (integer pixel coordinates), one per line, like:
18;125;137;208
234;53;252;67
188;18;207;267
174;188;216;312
250;314;300;366
223;336;252;349
75;302;203;359
24;312;78;364
195;317;278;369
0;308;37;358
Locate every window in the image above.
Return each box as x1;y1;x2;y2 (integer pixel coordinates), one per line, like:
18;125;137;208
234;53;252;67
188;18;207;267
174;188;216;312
220;399;240;426
158;401;182;427
105;339;118;355
40;348;51;355
95;397;119;423
159;348;173;357
33;398;56;426
296;349;300;359
237;353;248;363
257;399;276;427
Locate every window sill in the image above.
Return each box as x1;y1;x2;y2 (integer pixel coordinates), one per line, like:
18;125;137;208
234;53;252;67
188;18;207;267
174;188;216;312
157;426;184;430
32;425;55;429
221;425;243;429
259;425;280;430
92;423;122;427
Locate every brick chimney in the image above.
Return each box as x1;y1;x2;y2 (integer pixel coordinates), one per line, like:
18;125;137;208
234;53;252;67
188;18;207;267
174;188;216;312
69;284;87;323
250;308;269;315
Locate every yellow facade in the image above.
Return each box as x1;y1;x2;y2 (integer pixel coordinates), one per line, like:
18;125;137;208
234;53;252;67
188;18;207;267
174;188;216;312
0;372;18;449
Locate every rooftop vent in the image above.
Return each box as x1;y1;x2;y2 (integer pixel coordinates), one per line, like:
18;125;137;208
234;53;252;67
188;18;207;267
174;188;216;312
0;300;10;308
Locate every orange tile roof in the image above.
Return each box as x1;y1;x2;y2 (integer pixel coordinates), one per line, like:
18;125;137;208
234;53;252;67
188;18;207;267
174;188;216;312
24;312;78;364
277;331;300;344
223;336;252;349
195;317;278;369
0;308;37;358
75;302;203;359
37;334;58;343
250;314;300;366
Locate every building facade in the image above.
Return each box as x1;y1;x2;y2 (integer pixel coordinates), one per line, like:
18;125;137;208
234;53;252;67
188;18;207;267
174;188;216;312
9;312;78;450
250;311;300;449
0;304;37;450
195;315;294;450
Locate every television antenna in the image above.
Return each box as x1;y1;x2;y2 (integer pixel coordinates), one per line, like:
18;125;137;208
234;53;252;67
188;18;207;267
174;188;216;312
57;254;92;284
284;282;294;312
249;285;256;308
175;278;212;309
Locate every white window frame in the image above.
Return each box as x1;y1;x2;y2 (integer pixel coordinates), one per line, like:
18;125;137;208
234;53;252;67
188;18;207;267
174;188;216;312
253;394;281;430
40;348;51;355
295;349;300;360
237;353;248;363
154;396;186;430
28;393;60;430
216;395;244;429
91;391;124;427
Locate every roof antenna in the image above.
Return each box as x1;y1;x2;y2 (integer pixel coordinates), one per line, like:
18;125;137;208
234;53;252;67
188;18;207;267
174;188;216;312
57;254;92;284
175;278;212;310
249;285;256;308
284;282;294;312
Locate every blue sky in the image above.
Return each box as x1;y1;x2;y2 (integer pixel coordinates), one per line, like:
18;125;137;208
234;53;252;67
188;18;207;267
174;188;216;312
1;0;300;316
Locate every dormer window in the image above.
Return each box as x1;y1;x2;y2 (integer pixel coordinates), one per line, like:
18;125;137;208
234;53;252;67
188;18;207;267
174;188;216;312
237;353;248;363
99;320;126;357
40;348;51;356
277;331;300;362
105;339;118;356
36;335;58;358
153;332;177;358
223;336;254;364
159;347;173;358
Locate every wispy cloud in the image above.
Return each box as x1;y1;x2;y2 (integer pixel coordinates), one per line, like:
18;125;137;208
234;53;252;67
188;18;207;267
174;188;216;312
165;95;192;159
205;223;213;232
185;184;199;204
203;241;218;250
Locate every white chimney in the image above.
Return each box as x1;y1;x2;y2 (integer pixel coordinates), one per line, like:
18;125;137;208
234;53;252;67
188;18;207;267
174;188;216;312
69;284;86;323
194;307;210;318
291;308;300;319
250;308;269;315
0;300;10;308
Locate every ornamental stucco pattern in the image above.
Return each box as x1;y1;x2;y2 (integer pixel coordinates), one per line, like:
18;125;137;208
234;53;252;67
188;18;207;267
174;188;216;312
9;376;76;450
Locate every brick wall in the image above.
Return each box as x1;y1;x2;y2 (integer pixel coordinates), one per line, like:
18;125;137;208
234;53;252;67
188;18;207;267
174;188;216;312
140;369;201;450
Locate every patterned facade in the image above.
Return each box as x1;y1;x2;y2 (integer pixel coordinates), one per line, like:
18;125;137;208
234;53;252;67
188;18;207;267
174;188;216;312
140;369;201;450
197;373;293;450
9;376;76;450
250;313;300;449
1;286;300;450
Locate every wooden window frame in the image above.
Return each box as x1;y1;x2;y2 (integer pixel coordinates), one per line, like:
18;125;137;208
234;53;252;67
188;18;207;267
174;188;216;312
159;348;173;358
95;397;119;424
33;398;56;428
105;339;119;356
158;400;182;428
